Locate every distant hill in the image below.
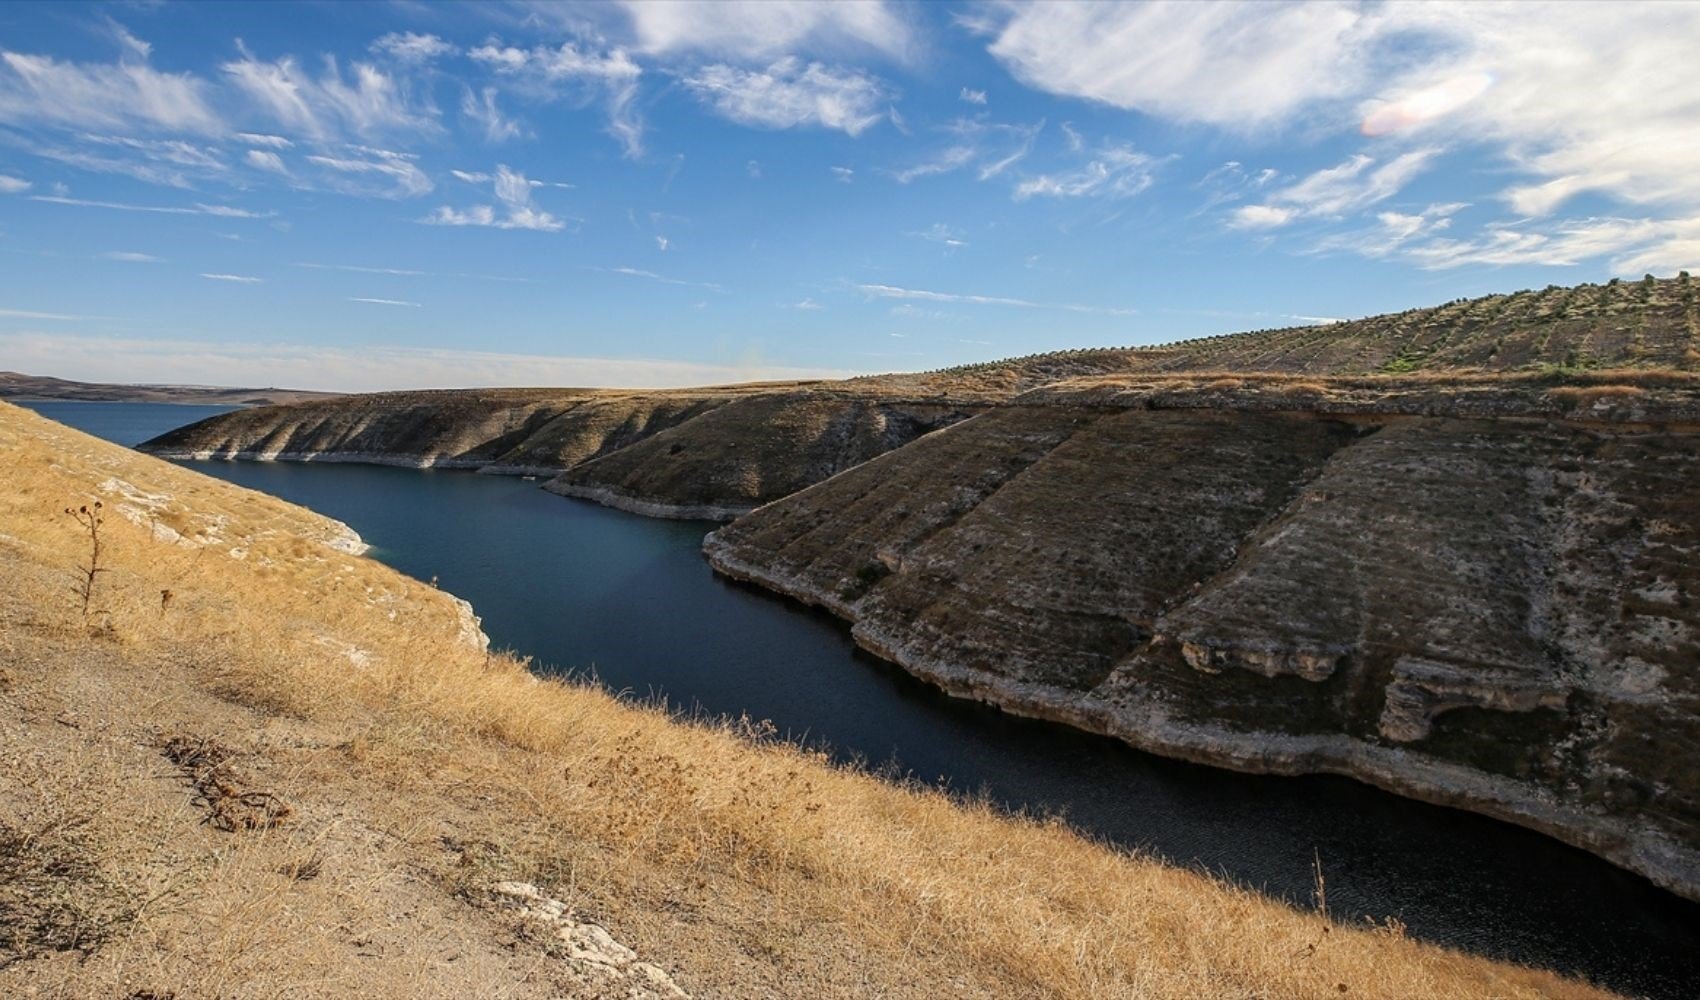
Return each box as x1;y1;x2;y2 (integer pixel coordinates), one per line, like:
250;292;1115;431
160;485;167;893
0;371;340;406
868;272;1700;394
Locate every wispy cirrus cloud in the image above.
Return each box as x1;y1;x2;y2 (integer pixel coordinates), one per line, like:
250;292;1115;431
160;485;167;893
350;296;420;307
1318;205;1700;275
236;132;292;149
99;250;163;263
245;148;288;174
683;58;892;136
856;283;1133;316
909;223;968;248
1014;142;1160;201
0;46;222;134
461;86;524;142
0;307;89;320
471;40;643;157
293;261;535;283
620;0;914;61
593;266;724;292
306;147;431;198
369;32;456;63
1230;150;1438;229
421;164;568;231
31;194;272;218
892;116;1041;185
0;173;29;193
200;272;263;283
20;134;227;188
223;42;438;141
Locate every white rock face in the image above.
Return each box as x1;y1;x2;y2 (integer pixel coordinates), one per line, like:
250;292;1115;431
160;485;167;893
492;881;689;999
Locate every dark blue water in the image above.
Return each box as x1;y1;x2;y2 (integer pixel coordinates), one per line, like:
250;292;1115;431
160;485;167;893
24;400;1700;998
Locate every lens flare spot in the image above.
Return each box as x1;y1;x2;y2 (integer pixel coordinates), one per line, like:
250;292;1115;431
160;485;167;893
1362;71;1494;136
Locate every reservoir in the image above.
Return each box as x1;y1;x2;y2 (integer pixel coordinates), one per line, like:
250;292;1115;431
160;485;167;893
23;400;1700;998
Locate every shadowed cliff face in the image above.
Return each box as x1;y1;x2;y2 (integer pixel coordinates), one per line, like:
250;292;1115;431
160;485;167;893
543;394;977;518
704;391;1700;900
138;385;986;517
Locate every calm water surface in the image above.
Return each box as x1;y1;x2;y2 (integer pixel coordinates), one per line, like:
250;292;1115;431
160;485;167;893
26;400;1700;998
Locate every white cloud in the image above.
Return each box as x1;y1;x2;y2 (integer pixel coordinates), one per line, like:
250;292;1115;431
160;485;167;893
223;45;437;140
245;148;288;174
1231;205;1296;229
200;273;262;283
21;134;227;188
1014;143;1159;200
0;173;28;193
960;87;986;105
654;235;669;251
236;132;292;148
471;40;643;157
857;283;1133;316
1230;150;1438;228
830;165;853;183
893;145;974;184
305;149;432;198
421;163;567;231
0;332;855;392
370;32;456;63
350;297;421;307
1324;207;1700;275
294;261;534;283
621;0;913;61
0;307;86;320
31;194;271;218
893;117;1040;184
1360;4;1700;216
100;251;162;262
470;41;641;81
792;297;824;310
462;86;523;142
0;49;222;134
683;59;891;135
746;159;762;179
984;1;1700;231
197;202;270;218
105;19;152;60
910;223;967;248
595;266;723;292
984;2;1374;130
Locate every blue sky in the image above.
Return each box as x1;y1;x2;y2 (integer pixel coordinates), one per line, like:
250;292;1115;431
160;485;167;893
2;1;1697;390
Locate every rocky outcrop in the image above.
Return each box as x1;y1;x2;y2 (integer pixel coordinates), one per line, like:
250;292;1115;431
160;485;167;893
543;392;975;517
140;385;980;519
491;882;688;998
705;391;1700;901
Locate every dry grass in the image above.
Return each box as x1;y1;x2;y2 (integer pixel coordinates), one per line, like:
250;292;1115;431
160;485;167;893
0;400;1614;998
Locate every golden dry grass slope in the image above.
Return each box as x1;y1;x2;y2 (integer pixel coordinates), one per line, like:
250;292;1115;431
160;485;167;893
0;400;1612;999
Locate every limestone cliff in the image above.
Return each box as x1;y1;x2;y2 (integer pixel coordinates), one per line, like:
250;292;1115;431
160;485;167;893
139;384;985;517
705;374;1700;900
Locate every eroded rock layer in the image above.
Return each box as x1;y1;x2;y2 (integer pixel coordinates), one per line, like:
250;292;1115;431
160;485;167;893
705;399;1700;900
140;385;975;517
